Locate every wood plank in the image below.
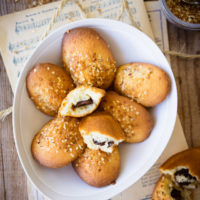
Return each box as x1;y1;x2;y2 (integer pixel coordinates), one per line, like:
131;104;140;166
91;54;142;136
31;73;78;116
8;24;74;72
0;140;6;200
168;23;200;147
0;54;28;199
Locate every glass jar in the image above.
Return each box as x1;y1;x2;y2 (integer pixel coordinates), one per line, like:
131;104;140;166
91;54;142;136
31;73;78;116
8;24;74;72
159;0;200;30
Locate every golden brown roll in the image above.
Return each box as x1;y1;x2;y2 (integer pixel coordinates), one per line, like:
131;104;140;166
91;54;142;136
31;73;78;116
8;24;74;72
152;175;192;200
62;27;116;89
72;147;120;187
79;112;125;153
114;62;171;107
26;63;74;116
160;148;200;189
59;86;105;117
100;91;153;143
31;117;86;168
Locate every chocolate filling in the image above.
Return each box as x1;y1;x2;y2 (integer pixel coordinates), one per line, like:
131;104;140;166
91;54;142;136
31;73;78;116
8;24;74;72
93;139;105;146
170;188;183;200
174;168;197;186
108;141;114;147
73;98;93;108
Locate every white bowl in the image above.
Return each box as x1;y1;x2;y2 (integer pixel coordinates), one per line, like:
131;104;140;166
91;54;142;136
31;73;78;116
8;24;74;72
13;19;177;200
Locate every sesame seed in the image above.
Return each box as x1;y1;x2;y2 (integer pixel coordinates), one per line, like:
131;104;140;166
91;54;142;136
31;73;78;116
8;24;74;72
51;71;55;75
69;148;72;152
47;67;50;70
136;112;139;115
63;123;66;129
33;68;37;72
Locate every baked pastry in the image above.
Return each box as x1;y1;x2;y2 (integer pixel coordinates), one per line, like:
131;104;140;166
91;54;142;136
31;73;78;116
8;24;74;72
114;62;171;107
152;175;192;200
62;27;116;89
79;112;125;153
59;86;105;117
31;117;85;168
100;91;153;143
72;147;120;187
160;148;200;189
26;63;74;116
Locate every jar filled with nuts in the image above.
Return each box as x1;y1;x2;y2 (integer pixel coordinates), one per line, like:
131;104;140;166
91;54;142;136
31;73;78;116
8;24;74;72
159;0;200;30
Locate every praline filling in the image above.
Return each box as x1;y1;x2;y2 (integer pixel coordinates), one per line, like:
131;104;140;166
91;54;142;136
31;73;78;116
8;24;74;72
108;141;114;147
73;98;93;108
174;168;197;186
170;188;183;200
93;139;105;146
92;139;114;148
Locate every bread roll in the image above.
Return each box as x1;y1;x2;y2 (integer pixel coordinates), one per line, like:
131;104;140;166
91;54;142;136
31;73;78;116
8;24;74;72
26;63;74;116
114;62;171;107
59;86;105;117
100;91;153;143
62;27;116;89
73;147;120;187
31;117;85;168
152;175;192;200
79;112;125;153
160;148;200;189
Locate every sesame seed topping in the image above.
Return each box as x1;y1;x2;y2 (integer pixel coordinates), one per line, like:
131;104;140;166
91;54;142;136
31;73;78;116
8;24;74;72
51;71;55;75
70;153;74;158
33;68;37;72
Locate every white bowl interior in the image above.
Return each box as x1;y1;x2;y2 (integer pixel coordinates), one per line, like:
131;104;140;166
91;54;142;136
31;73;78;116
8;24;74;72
13;19;177;200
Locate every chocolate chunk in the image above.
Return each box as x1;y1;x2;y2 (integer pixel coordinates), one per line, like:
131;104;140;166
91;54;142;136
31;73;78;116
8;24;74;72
93;139;105;146
108;141;114;147
73;98;93;108
175;168;197;186
170;188;183;200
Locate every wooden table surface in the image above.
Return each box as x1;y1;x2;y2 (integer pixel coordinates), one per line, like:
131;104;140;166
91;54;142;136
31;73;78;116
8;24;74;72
0;0;200;199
